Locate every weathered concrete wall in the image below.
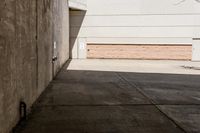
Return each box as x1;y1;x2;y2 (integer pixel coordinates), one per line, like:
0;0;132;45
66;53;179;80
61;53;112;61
53;0;70;74
0;0;69;133
37;0;53;95
0;1;37;132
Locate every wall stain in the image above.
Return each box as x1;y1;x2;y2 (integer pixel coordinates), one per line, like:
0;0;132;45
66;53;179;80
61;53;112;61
43;0;51;13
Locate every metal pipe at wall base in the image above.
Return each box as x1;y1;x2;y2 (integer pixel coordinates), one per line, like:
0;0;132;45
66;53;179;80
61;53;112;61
19;101;27;121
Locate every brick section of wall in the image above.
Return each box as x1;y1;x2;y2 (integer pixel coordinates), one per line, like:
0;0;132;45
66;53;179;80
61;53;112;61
87;44;192;60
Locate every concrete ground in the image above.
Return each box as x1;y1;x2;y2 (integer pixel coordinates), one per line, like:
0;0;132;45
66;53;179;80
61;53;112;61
14;59;200;133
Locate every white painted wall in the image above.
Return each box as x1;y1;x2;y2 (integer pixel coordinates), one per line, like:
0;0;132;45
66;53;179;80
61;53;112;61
68;0;87;10
192;39;200;61
70;0;200;59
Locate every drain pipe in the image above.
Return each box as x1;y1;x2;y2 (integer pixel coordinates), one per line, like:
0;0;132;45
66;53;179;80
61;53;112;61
19;101;27;121
12;101;27;132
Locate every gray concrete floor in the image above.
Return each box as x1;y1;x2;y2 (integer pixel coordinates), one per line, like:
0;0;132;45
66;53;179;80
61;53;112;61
15;59;200;133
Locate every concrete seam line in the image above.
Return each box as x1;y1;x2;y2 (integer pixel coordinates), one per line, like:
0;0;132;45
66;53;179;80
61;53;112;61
115;72;188;133
33;104;200;108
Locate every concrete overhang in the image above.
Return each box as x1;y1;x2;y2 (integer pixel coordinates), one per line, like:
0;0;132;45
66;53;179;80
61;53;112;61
68;0;87;11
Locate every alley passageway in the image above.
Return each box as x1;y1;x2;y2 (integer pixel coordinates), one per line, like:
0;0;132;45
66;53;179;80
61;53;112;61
14;60;200;133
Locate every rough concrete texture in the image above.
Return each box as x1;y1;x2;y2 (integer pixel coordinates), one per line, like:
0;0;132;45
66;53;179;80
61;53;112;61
0;0;69;133
52;0;69;74
14;60;200;133
159;105;200;133
120;72;200;105
15;106;183;133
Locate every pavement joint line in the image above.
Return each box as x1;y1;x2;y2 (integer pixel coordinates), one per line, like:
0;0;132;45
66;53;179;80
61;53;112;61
116;72;157;104
115;72;188;133
155;105;188;133
34;104;200;107
51;81;106;84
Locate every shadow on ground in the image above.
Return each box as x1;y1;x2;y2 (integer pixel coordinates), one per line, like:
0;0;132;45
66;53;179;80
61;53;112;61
14;62;200;133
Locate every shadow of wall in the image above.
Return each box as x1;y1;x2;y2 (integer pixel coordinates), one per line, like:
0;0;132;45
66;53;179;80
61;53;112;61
69;10;86;58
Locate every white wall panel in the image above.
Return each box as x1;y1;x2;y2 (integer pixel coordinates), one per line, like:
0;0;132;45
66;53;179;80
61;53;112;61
87;0;200;15
70;0;200;59
70;27;194;38
192;39;200;61
86;37;192;45
78;38;87;58
70;15;200;27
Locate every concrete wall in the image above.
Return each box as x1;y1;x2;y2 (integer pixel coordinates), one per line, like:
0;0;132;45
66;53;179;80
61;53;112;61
53;0;70;75
70;0;200;59
0;0;69;133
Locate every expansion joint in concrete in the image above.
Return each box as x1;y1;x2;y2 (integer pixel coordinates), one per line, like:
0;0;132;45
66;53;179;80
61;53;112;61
115;72;188;133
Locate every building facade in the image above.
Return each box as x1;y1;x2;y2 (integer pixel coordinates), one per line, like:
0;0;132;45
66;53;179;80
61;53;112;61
70;0;200;60
1;0;200;132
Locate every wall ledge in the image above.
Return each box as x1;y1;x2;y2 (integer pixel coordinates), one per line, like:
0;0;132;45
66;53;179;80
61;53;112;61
68;0;87;11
